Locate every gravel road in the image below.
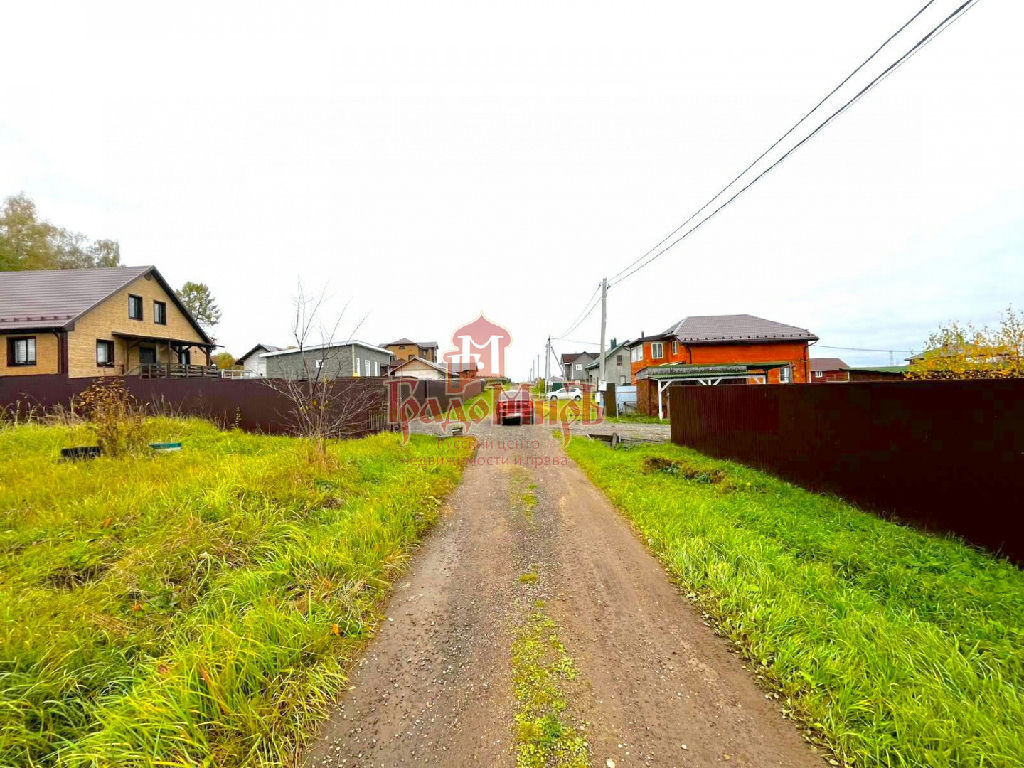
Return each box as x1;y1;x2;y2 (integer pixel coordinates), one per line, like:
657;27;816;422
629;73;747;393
303;422;824;768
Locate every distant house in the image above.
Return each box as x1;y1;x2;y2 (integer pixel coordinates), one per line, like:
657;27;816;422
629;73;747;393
583;339;632;386
389;356;455;381
810;357;850;383
561;351;597;382
384;338;439;363
261;341;393;379
0;265;215;378
235;343;284;378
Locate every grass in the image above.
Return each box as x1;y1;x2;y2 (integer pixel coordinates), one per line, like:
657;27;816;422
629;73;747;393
564;438;1024;768
511;600;589;768
0;417;474;767
604;412;667;424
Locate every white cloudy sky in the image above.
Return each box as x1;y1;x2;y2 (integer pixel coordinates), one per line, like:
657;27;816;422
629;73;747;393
2;0;1021;375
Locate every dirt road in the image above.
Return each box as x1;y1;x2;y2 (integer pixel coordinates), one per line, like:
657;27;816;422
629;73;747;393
304;423;824;768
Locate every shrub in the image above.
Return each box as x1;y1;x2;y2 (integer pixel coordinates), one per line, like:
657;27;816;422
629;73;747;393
74;379;148;456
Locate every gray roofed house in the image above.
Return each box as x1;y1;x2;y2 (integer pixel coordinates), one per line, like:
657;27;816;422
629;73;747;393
261;341;394;380
658;314;818;344
235;343;285;378
0;265;215;378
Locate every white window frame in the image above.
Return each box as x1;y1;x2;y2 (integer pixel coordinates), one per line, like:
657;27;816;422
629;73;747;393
671;341;678;355
813;370;823;379
780;366;792;383
651;342;664;359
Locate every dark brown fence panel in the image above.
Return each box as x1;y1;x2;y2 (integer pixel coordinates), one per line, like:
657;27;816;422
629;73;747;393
668;380;1024;563
0;375;388;436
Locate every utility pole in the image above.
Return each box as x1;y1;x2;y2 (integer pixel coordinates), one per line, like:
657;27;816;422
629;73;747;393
598;277;608;388
544;336;551;383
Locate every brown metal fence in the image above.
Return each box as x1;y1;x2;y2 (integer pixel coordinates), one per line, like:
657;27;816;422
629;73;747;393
0;375;389;436
668;379;1024;563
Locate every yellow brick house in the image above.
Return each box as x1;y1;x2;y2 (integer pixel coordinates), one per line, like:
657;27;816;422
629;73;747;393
0;266;215;378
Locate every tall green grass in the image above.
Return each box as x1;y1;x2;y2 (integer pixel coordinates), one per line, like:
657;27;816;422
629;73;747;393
0;418;473;767
564;438;1024;768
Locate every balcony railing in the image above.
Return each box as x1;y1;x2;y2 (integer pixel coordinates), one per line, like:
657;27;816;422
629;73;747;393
131;363;221;379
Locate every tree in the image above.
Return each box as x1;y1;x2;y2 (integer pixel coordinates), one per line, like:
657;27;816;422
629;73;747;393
908;307;1024;380
263;282;380;462
212;352;237;370
176;281;222;329
0;193;121;271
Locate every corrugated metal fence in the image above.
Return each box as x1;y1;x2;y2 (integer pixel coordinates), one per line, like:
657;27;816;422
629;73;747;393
668;379;1024;563
0;375;389;436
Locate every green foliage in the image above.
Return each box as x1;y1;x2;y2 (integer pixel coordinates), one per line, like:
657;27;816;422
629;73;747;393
512;605;589;768
0;418;474;766
909;306;1024;379
176;281;222;329
566;438;1024;768
0;193;120;271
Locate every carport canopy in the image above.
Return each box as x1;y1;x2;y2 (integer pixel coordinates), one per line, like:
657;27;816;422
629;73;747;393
635;362;791;419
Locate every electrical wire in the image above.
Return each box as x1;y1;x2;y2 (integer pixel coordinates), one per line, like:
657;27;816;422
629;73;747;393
609;0;940;285
610;0;979;288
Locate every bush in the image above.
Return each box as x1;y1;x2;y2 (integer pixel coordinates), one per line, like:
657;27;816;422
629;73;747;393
74;379;148;456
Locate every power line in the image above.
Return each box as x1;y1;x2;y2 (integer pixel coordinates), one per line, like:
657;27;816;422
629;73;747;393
559;285;602;340
609;0;939;285
818;344;915;353
610;0;979;288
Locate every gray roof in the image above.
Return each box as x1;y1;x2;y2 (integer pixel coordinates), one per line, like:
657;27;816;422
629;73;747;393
236;343;284;364
810;357;849;371
385;338;438;349
261;340;393;357
661;315;817;344
0;265;212;343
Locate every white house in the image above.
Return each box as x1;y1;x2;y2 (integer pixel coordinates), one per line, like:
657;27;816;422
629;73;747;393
235;343;283;377
389;356;456;381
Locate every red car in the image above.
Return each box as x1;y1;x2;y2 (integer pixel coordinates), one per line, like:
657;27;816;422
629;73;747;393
495;385;534;425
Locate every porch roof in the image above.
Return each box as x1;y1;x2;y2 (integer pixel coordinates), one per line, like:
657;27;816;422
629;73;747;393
636;362;790;380
112;331;216;349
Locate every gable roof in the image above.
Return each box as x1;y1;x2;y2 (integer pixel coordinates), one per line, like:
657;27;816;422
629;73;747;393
561;351;596;365
810;357;849;372
584;339;632;369
386;337;415;345
260;340;392;357
236;343;284;364
0;265;213;344
390;356;454;376
659;315;817;344
385;338;438;349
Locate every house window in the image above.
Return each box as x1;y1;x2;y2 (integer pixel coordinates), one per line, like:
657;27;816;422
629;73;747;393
651;342;664;359
374;360;380;376
630;346;642;363
154;300;167;325
616;354;622;365
315;359;324;370
96;340;115;367
128;294;143;320
8;336;36;366
575;363;582;371
813;370;823;379
671;341;678;355
780;366;792;383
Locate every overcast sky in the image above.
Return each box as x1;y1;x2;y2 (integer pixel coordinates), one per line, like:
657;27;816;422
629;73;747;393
2;0;1021;375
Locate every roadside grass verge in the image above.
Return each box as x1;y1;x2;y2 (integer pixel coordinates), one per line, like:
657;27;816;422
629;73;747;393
0;418;474;767
564;438;1024;768
604;412;667;424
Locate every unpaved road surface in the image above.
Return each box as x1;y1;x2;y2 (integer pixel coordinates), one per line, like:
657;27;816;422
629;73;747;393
304;423;824;768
